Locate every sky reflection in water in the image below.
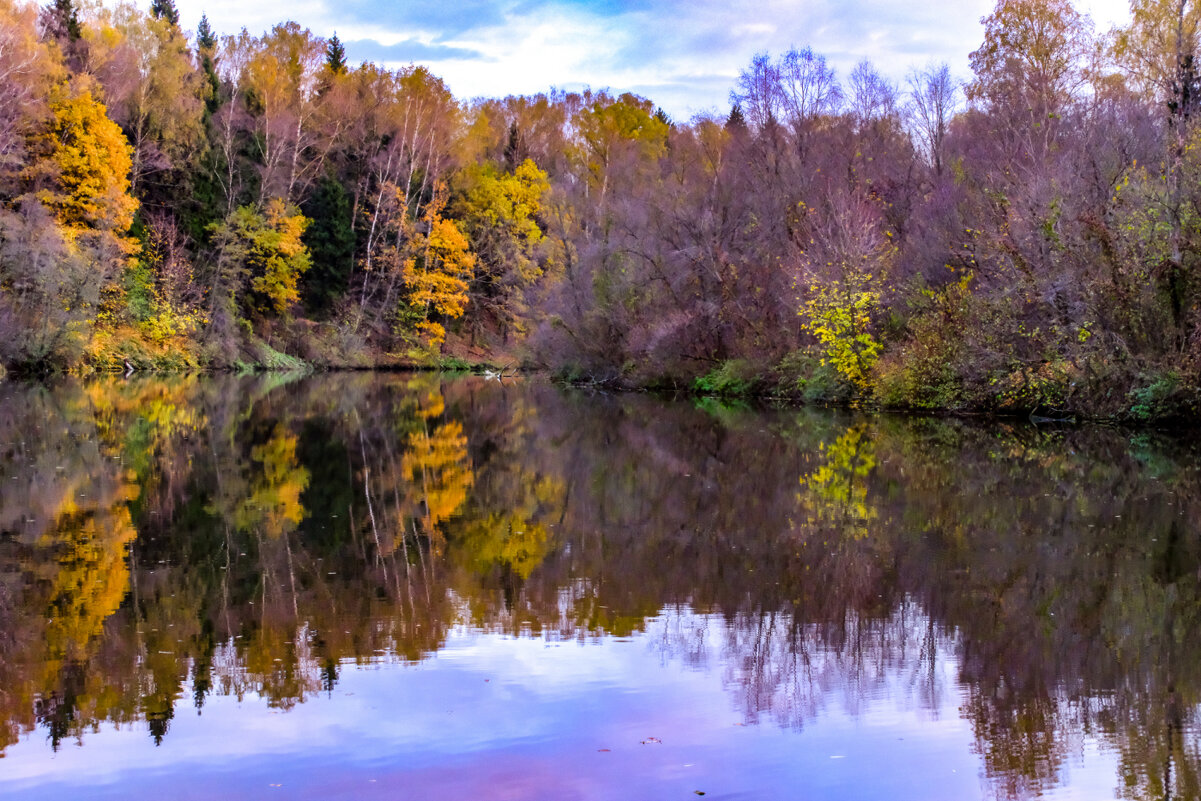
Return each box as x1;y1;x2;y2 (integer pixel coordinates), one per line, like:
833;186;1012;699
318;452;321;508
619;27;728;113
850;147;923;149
0;373;1198;800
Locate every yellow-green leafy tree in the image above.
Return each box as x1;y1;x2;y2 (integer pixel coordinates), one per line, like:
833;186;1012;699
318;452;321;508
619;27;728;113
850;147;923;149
208;198;312;318
453;158;550;340
11;79;139;367
799;195;894;391
401;186;475;348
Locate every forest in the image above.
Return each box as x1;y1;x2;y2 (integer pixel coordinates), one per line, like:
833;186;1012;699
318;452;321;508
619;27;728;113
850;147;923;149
2;0;1201;419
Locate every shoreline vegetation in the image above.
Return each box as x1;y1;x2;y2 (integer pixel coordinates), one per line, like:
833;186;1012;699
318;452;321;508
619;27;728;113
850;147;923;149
3;0;1201;424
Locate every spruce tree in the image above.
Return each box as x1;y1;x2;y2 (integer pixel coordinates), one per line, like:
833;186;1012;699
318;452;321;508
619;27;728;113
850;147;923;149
46;0;82;42
196;14;220;116
150;0;180;26
325;33;347;75
725;103;747;132
196;13;217;50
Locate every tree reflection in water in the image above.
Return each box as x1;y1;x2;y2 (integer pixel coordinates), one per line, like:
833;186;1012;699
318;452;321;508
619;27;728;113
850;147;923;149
0;373;1199;799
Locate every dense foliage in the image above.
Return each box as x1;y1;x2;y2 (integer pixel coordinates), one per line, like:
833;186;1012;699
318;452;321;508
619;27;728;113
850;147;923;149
2;0;1201;418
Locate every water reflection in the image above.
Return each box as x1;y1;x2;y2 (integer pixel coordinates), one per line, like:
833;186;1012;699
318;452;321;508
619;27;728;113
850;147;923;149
0;373;1199;799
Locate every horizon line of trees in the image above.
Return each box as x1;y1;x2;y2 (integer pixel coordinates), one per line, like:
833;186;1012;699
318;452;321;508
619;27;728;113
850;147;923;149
2;0;1201;416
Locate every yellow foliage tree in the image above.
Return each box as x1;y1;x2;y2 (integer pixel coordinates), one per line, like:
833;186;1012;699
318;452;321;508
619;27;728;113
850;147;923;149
35;84;138;243
454;158;550;337
402;186;475;347
17;80;139;361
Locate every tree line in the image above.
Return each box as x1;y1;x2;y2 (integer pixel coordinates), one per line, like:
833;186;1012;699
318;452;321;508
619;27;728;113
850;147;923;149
2;0;1201;418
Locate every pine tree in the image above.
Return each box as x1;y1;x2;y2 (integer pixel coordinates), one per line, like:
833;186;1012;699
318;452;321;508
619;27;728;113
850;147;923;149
149;0;180;26
325;33;347;75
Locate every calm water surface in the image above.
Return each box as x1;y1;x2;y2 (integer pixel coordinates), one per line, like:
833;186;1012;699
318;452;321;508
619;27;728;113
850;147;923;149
0;373;1198;800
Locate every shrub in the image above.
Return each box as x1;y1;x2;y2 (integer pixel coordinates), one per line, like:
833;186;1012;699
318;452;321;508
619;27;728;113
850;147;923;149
693;359;760;396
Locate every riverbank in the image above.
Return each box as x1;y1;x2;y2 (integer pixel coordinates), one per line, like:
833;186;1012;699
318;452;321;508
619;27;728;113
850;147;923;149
7;319;1196;426
551;352;1201;426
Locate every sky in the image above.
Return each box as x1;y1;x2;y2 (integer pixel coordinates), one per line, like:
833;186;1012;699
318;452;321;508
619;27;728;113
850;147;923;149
166;0;1135;119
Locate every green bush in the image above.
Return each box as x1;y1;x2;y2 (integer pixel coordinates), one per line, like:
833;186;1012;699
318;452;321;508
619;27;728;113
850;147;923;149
773;350;854;403
693;359;760;397
1128;372;1180;422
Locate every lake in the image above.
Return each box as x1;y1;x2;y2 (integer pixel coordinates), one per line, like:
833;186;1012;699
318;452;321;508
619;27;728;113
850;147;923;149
0;372;1198;800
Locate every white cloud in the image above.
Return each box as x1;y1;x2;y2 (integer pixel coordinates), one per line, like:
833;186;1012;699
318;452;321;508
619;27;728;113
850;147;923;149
160;0;1135;118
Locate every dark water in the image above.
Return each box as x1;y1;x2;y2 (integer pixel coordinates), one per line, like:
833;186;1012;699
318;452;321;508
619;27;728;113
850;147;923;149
0;373;1199;800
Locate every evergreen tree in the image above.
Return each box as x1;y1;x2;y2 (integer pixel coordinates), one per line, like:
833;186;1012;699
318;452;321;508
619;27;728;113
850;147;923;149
195;14;220;116
41;0;82;62
301;176;355;315
725;103;747;132
196;12;217;51
325;33;347;75
149;0;180;26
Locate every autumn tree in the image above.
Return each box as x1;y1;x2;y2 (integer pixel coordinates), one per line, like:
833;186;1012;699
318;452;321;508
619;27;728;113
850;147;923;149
81;3;205;196
241;23;326;204
400;188;474;348
0;0;59;178
32;83;138;238
349;64;461;337
1111;0;1201;106
452;157;549;341
968;0;1093;118
573;92;668;217
208;198;311;321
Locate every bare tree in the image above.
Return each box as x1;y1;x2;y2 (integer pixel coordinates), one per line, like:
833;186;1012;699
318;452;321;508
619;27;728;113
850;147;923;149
731;52;782;130
907;62;959;175
848;59;899;129
777;46;843;125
